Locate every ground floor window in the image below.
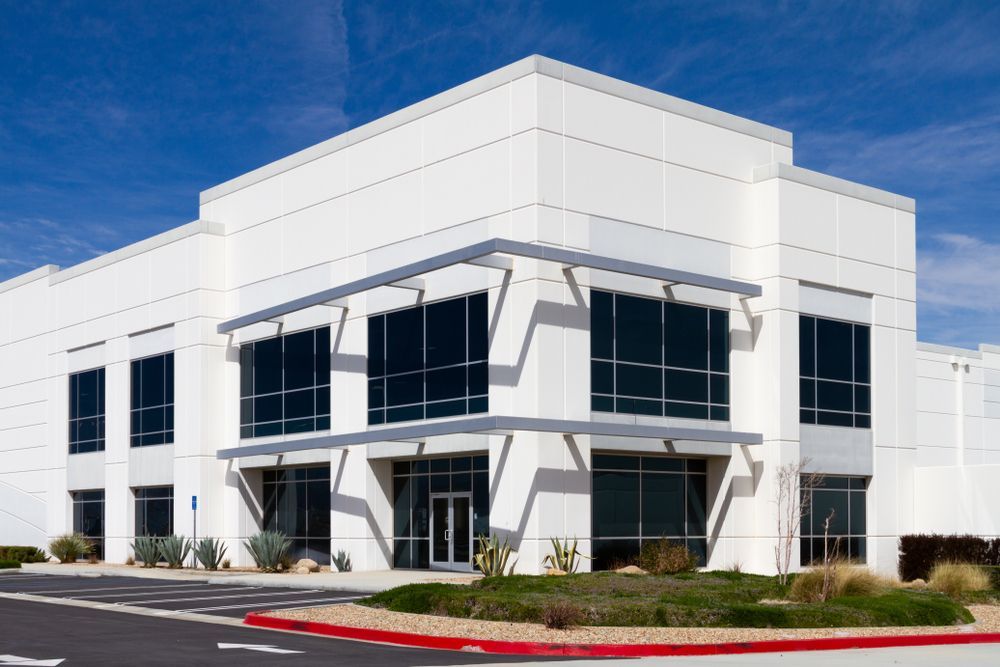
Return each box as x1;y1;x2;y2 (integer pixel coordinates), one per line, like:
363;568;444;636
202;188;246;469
591;454;707;569
135;486;173;537
800;475;866;564
72;489;105;560
392;455;489;569
262;466;331;565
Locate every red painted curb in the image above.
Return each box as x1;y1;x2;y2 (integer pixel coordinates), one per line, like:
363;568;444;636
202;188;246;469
244;612;1000;657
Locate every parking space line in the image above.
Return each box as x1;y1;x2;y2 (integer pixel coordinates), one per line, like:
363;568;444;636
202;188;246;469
74;586;260;600
8;582;211;595
154;596;362;615
102;589;322;606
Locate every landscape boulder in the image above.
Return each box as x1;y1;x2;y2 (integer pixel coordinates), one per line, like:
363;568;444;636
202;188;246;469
295;558;320;573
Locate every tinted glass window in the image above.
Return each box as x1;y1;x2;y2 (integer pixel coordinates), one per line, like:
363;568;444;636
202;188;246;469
131;353;174;447
240;327;331;438
801;475;867;564
262;465;330;565
592;455;707;570
800;316;871;428
591;290;728;422
69;368;105;454
135;486;173;538
368;293;488;425
72;490;105;559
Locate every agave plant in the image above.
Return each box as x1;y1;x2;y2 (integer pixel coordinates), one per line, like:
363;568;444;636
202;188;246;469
193;537;228;571
158;535;192;569
245;530;292;572
48;533;92;564
473;534;517;576
132;536;161;568
542;537;592;574
332;549;352;573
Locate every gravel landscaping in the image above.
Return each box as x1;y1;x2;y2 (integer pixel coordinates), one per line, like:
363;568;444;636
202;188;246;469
265;602;1000;645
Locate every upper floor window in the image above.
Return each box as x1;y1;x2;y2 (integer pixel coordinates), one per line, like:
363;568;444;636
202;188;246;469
799;315;870;428
240;326;330;438
367;292;488;425
591;290;730;421
69;368;105;454
131;352;174;447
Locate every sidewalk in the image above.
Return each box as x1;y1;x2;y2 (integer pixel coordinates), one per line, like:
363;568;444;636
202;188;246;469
21;562;479;593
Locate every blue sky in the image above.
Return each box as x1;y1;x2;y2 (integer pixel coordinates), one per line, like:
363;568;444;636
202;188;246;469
1;1;998;346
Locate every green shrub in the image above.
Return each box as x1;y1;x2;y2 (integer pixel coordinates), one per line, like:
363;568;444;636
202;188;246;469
0;559;21;569
132;537;160;567
333;549;352;572
928;562;991;598
473;534;517;576
898;534;1000;581
542;537;592;573
48;533;92;563
193;538;227;571
0;546;47;563
159;535;192;568
245;531;291;572
638;539;697;575
541;601;584;629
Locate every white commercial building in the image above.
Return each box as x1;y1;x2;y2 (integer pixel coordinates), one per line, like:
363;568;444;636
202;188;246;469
1;56;997;575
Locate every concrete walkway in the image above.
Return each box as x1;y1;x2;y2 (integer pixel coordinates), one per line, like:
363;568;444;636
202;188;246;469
21;562;479;593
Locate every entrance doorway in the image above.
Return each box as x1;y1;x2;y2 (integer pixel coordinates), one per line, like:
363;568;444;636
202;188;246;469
430;493;473;571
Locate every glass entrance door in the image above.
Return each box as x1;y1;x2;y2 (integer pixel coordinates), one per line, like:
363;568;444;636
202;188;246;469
430;493;473;571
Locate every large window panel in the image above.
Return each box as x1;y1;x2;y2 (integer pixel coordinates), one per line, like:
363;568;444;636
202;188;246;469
69;368;105;454
592;455;708;570
368;293;488;425
591;290;729;421
135;486;173;537
799;315;871;428
131;353;174;447
800;475;867;564
240;327;331;438
262;466;330;564
72;490;105;559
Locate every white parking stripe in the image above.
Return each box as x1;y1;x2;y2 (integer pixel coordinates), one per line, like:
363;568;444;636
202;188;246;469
75;586;260;600
102;589;322;606
154;596;361;615
11;582;210;595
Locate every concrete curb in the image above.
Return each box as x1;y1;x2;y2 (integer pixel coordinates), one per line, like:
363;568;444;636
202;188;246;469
243;612;1000;657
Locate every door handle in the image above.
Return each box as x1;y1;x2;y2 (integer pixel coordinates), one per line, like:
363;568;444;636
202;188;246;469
445;529;452;541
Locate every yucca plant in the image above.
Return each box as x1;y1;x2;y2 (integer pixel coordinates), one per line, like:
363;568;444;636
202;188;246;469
48;533;92;563
542;536;592;573
193;538;228;571
158;535;192;569
131;536;161;568
245;530;292;572
473;534;517;576
332;549;352;572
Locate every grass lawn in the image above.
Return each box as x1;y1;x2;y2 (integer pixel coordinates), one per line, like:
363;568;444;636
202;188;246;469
360;571;974;628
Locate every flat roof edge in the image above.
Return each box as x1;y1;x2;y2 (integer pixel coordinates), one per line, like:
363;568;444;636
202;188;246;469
0;264;60;295
916;341;983;359
200;54;794;206
49;220;225;286
754;163;917;213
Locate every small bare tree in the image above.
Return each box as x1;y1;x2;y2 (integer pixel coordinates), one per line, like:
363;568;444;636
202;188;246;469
774;460;823;585
819;509;842;602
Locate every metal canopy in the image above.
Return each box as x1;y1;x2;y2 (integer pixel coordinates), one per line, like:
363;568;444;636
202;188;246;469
216;415;763;460
216;238;761;334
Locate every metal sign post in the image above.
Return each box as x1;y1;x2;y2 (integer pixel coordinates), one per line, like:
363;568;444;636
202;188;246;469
191;495;198;569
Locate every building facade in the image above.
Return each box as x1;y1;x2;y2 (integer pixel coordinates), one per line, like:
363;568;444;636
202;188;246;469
1;56;996;574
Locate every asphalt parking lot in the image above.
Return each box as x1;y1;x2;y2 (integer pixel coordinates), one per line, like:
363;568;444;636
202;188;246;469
0;572;359;617
0;572;552;666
